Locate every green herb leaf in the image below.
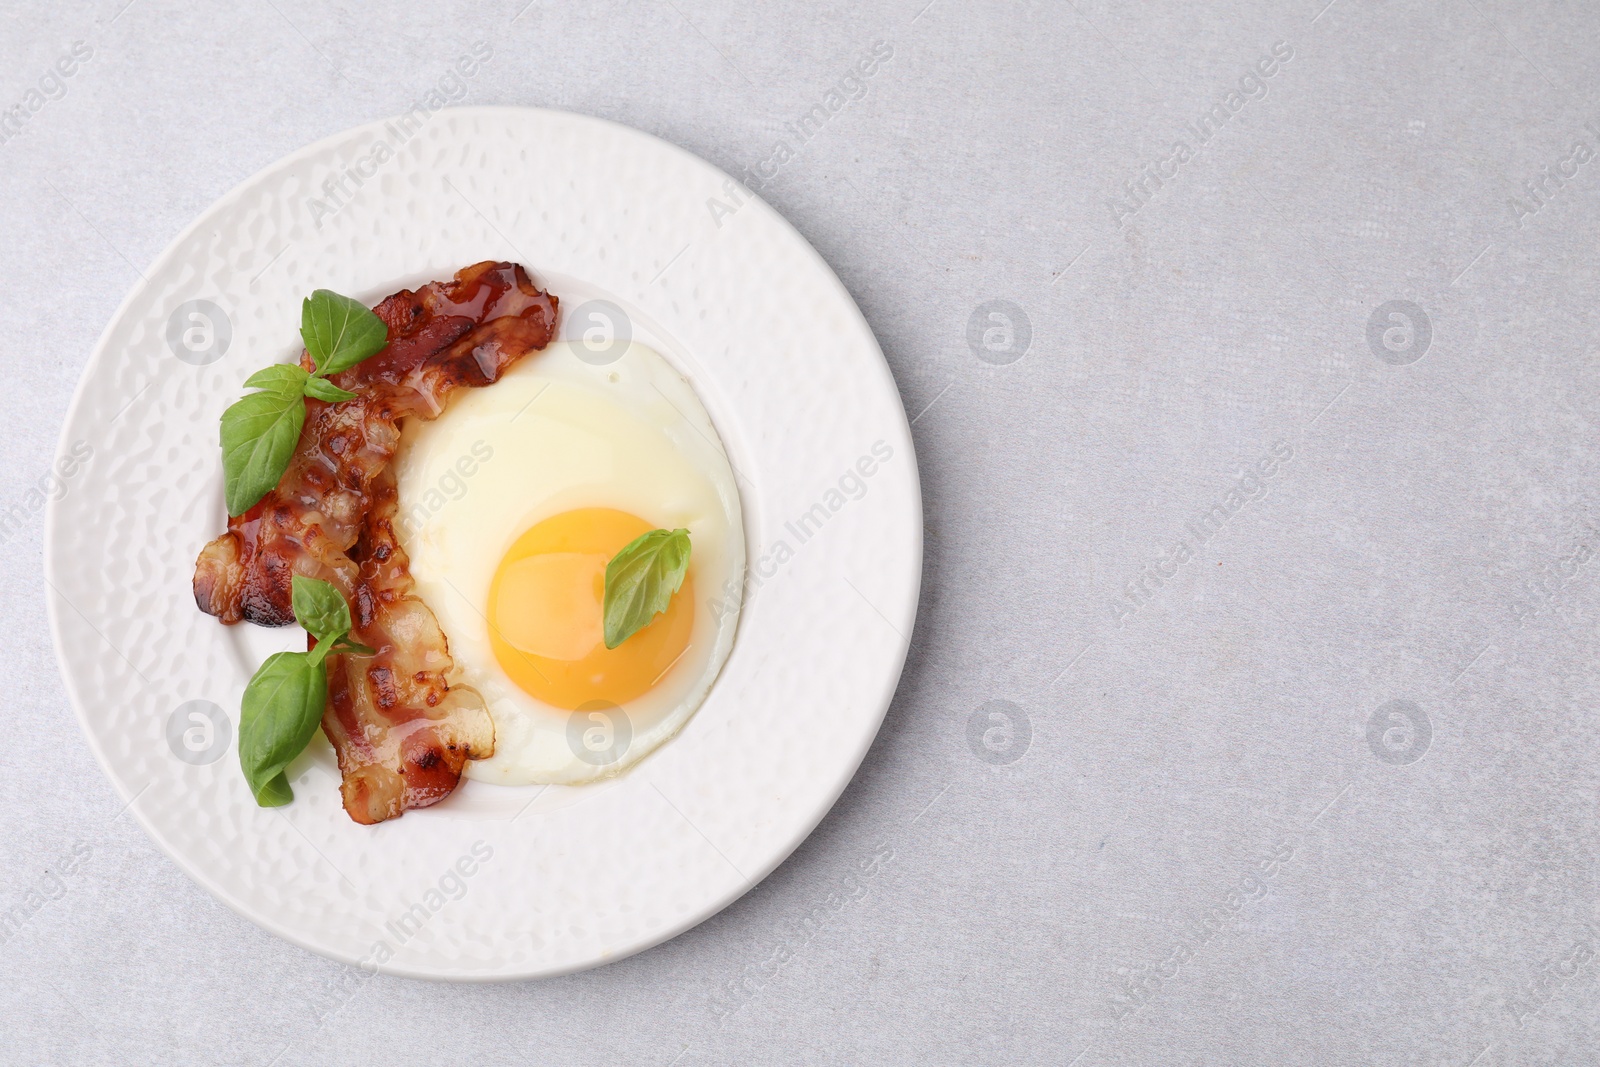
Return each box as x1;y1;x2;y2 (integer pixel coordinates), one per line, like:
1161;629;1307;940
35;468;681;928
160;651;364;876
221;288;385;517
239;579;365;807
603;528;692;649
242;363;311;396
303;377;358;403
301;289;388;376
251;771;294;807
329;635;376;656
238;650;327;807
220;387;306;516
290;575;353;643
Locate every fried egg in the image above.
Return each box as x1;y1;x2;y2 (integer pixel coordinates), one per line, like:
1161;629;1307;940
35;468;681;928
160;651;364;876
392;339;743;785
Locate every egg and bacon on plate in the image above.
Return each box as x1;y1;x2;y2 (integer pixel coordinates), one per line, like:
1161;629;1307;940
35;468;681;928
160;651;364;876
192;262;744;824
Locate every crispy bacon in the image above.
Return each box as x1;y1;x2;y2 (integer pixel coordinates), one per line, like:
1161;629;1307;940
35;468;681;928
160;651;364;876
319;469;497;822
192;262;558;823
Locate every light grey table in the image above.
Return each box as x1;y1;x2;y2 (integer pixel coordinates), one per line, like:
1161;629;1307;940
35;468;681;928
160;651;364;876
5;0;1600;1063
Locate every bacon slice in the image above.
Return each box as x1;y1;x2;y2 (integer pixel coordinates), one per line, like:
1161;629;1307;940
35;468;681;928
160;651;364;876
193;262;558;823
320;468;497;823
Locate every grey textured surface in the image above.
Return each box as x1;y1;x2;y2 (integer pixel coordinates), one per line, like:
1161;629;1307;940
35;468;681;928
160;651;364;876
3;0;1599;1064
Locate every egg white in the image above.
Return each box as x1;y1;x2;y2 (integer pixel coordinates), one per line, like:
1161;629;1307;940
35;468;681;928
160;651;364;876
392;340;744;785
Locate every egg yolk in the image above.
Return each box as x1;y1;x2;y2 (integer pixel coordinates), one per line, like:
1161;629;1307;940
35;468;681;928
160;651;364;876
487;507;695;709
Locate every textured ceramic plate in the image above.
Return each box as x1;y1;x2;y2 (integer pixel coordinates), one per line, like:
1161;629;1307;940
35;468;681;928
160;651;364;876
44;107;921;980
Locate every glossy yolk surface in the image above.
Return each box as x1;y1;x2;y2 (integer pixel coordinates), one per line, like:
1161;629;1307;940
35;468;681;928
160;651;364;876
487;507;695;709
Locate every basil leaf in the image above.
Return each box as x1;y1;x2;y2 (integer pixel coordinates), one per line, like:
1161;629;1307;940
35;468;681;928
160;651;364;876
301;289;388;376
303;377;358;403
329;635;376;656
242;363;310;396
290;575;353;642
220;387;305;516
306;639;334;670
252;771;294;808
219;288;383;518
238;650;327;807
603;528;691;649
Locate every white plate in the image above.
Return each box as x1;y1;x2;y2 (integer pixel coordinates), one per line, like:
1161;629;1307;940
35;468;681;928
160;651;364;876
44;107;921;980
